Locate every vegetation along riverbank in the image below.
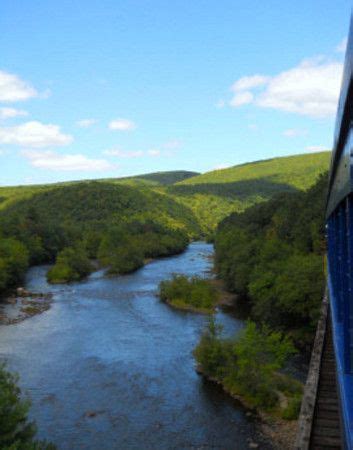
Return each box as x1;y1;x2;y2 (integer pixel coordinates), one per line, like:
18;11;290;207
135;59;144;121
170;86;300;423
0;363;56;450
159;275;219;313
0;153;329;449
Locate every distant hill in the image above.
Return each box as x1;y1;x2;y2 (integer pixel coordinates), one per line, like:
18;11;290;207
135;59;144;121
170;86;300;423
0;153;331;235
113;170;199;186
178;152;330;189
0;171;200;210
166;152;331;233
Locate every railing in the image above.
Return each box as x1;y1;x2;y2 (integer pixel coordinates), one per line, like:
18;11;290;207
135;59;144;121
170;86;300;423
294;292;329;450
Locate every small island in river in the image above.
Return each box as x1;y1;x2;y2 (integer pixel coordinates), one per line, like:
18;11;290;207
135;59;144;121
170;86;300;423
159;274;219;314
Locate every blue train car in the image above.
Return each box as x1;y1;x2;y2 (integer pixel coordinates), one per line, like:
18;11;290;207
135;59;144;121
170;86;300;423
327;15;353;450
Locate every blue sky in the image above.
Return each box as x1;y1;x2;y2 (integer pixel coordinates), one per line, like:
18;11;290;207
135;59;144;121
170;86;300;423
0;0;351;185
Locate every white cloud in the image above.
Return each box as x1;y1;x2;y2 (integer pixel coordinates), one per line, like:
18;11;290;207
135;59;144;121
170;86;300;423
0;107;28;119
305;145;328;152
230;91;254;107
229;57;343;118
0;70;38;102
104;148;143;158
283;128;308;138
147;149;161;157
76;118;96;128
231;75;270;91
108;118;136;131
0;121;73;147
22;149;113;171
336;37;348;53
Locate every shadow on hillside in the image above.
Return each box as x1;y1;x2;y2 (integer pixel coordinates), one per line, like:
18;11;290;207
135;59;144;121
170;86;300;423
168;177;299;200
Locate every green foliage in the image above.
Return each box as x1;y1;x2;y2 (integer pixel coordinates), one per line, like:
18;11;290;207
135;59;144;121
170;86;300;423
159;275;219;313
193;317;231;376
179;152;330;189
194;320;299;413
0;182;197;294
215;173;327;345
47;246;93;283
227;322;296;408
98;227;144;274
0;363;55;449
0;238;29;291
167;152;329;234
111;170;200;186
281;395;302;420
0;153;330;294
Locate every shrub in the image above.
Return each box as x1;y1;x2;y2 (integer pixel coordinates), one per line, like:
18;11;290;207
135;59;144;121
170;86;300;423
47;246;93;283
281;395;302;420
194;320;298;412
0;363;55;449
159;275;218;313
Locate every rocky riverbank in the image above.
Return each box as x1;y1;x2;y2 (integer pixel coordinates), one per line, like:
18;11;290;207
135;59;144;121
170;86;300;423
0;287;53;325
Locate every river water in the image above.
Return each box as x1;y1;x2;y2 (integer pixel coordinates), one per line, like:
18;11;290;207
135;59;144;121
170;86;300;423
0;242;272;450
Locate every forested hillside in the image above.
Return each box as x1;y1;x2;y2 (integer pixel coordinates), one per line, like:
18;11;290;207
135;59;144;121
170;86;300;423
179;152;330;188
168;152;330;233
215;173;327;347
0;153;330;295
0;171;199;210
111;170;199;186
0;182;200;291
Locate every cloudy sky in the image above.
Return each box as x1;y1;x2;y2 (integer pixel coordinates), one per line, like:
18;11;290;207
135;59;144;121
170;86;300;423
0;0;351;185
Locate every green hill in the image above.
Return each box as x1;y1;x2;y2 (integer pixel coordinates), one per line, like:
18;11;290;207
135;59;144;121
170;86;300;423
0;171;199;210
0;152;331;243
0;182;201;291
178;152;330;189
0;152;332;293
166;152;331;233
112;170;199;186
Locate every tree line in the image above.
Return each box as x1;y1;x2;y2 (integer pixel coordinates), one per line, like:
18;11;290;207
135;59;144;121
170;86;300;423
214;173;327;348
0;182;198;290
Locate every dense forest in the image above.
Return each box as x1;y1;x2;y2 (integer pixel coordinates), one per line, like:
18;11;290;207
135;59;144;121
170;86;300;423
0;152;329;297
165;151;330;234
215;172;327;347
0;152;330;236
0;182;198;291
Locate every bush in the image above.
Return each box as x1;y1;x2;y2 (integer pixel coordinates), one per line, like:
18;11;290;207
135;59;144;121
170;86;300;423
281;395;302;420
194;317;231;376
47;246;93;283
194;320;299;412
0;363;55;449
0;238;29;290
159;275;218;313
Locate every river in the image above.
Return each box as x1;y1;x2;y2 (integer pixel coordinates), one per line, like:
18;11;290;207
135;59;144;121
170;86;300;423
0;242;272;450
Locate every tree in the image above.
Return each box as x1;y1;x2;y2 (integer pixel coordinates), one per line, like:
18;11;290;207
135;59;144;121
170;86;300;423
0;364;55;449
